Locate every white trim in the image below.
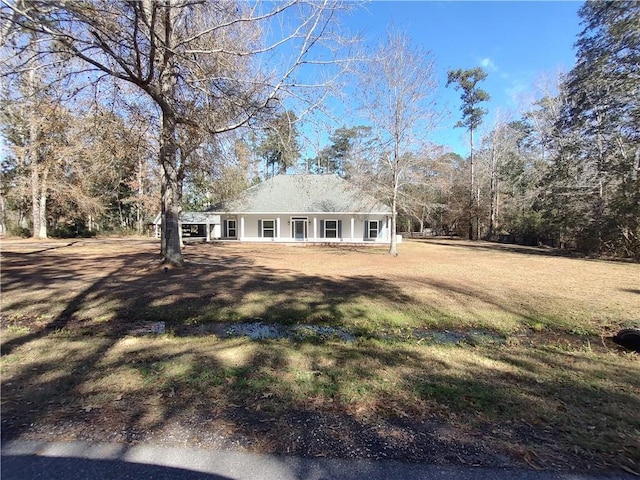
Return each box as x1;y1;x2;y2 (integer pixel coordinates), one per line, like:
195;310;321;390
211;238;386;244
225;219;237;238
367;220;379;239
324;219;339;239
261;219;276;238
290;217;308;240
207;211;391;216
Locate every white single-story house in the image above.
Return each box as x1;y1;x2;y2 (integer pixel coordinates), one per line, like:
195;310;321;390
153;174;395;244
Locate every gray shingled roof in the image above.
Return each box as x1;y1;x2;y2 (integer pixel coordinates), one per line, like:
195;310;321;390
152;211;220;225
180;212;220;223
210;174;390;214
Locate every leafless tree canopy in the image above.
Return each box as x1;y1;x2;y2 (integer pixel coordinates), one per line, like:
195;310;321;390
356;28;440;256
1;0;357;264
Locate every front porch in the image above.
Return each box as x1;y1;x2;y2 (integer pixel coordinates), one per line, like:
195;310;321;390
154;213;395;245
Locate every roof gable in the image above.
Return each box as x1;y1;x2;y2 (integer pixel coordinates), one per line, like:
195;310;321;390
210;174;390;214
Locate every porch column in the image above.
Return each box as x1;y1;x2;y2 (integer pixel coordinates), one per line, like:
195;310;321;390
313;217;317;241
206;220;211;242
350;217;355;241
276;217;281;240
240;216;245;240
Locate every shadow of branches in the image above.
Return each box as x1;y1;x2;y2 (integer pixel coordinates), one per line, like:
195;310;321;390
1;240;638;473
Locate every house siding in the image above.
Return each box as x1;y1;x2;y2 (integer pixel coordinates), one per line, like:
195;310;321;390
236;214;390;243
153;175;394;245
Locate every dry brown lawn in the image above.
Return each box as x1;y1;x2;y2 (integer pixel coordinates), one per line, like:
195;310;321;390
1;237;639;473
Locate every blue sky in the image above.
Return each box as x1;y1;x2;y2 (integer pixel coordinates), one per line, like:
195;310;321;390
336;0;583;156
0;2;584;164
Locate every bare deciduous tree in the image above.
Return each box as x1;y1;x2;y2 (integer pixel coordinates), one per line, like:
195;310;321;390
395;145;445;234
2;0;356;265
357;28;440;256
0;41;70;239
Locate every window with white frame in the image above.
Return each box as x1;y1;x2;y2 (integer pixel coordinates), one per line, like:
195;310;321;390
367;220;379;239
262;219;275;238
324;220;338;238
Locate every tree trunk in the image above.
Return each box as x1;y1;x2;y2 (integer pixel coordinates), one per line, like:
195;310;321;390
38;167;48;238
31;157;41;238
0;187;6;236
389;169;399;256
118;194;124;228
26;40;45;239
476;185;481;240
136;156;143;234
28;91;47;238
469;128;475;240
157;4;184;267
495;177;500;231
488;142;497;239
30;154;48;239
160;110;184;266
178;171;185;249
160;173;167;255
389;211;397;256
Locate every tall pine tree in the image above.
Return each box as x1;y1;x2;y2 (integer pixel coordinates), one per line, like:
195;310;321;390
446;68;490;240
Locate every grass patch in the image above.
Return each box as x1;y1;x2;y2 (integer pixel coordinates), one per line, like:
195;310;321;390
2;332;639;470
1;238;638;471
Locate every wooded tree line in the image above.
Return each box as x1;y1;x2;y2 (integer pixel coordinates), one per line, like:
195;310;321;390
306;1;639;259
1;0;355;265
1;1;638;260
462;1;639;258
0;76;161;237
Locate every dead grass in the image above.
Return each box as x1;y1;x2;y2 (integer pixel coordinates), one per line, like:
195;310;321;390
1;237;639;472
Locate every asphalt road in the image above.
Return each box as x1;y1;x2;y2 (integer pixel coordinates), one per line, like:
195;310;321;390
1;440;634;480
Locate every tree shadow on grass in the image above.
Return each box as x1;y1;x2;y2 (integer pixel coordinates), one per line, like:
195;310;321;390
4;242;415;340
621;288;640;295
416;238;639;263
1;241;638;473
0;241;414;439
413;238;568;257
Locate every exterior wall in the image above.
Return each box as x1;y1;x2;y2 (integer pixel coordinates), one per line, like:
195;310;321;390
212;223;221;239
237;213;390;243
216;215;238;240
155;213;391;244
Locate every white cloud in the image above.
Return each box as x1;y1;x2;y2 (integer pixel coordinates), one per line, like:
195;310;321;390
480;57;498;72
505;81;528;105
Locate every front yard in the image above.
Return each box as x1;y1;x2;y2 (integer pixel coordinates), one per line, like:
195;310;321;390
1;238;638;473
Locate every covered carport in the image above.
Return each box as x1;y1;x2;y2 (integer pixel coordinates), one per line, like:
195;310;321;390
153;212;221;242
